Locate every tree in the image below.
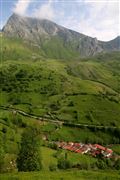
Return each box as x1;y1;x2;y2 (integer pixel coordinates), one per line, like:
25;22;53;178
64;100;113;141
0;138;5;173
17;127;42;171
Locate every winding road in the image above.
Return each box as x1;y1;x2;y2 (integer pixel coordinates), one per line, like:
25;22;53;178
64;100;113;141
0;105;119;130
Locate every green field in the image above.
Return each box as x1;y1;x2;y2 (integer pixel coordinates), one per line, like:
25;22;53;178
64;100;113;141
1;39;120;127
0;170;120;180
0;34;120;176
0;146;120;179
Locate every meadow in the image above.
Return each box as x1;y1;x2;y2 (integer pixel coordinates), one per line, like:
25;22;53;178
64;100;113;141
0;34;120;176
0;170;120;180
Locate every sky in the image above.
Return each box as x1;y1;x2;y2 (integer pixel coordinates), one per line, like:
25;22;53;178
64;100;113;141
1;0;120;41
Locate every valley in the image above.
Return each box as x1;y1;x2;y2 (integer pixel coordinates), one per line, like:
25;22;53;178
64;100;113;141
0;13;120;179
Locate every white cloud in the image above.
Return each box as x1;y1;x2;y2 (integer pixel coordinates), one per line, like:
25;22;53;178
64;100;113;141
84;1;119;40
13;0;32;16
12;0;119;41
32;0;55;20
76;20;118;41
62;1;119;41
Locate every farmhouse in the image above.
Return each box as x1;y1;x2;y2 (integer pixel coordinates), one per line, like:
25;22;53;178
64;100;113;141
93;144;106;151
56;141;113;159
102;148;113;158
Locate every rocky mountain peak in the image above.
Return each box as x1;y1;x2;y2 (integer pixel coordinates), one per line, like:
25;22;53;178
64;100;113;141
2;13;120;57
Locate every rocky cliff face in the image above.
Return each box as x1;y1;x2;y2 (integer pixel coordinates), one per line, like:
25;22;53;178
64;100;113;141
2;13;120;57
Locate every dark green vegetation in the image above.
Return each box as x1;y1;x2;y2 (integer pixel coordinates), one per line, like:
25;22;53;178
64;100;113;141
0;108;117;173
0;34;120;142
0;33;120;178
1;35;120;125
17;127;42;172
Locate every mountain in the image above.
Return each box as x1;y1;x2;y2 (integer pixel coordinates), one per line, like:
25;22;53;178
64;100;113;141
99;36;120;51
0;13;120;175
0;32;120;149
2;13;120;58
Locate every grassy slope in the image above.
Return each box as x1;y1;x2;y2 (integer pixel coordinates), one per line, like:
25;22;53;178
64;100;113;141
0;109;119;154
1;33;80;60
1;34;47;61
42;36;80;59
0;170;120;180
0;146;120;179
0;58;120;126
0;35;120;143
0;35;120;176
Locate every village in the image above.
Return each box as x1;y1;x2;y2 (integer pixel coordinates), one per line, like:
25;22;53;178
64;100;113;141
55;141;114;159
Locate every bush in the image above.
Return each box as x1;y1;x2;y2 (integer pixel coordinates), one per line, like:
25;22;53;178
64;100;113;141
57;158;72;169
48;143;58;150
80;162;91;170
2;127;7;133
0;145;5;173
49;163;57;171
114;159;120;170
96;159;108;169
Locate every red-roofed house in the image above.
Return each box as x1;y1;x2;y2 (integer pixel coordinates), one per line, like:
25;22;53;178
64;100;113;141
94;144;106;151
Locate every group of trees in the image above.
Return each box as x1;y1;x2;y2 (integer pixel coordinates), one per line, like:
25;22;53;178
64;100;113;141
0;66;61;95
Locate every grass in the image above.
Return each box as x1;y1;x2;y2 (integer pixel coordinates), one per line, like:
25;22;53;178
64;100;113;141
110;145;120;155
0;170;120;180
0;58;120;126
48;125;117;144
0;34;120;175
1;142;120;178
41;147;57;170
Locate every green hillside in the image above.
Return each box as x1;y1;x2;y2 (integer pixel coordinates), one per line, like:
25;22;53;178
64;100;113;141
1;33;80;60
0;34;120;174
1;35;46;61
0;35;120;126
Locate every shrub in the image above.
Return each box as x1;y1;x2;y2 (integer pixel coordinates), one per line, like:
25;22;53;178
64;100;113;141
49;163;57;171
96;159;107;170
114;159;120;170
2;127;7;133
49;143;58;150
57;158;72;169
0;145;5;173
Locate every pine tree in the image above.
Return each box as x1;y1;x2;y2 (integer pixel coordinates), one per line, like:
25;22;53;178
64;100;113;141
17;127;42;171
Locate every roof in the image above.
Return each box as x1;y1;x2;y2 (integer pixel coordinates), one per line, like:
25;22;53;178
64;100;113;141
106;149;113;153
75;149;82;153
94;144;106;151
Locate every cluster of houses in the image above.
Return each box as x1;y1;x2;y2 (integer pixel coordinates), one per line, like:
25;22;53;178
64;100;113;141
56;142;113;158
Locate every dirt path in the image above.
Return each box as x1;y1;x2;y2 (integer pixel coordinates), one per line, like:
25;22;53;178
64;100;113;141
0;105;119;130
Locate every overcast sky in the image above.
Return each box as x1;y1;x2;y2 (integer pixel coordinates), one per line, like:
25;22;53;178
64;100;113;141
1;0;120;41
